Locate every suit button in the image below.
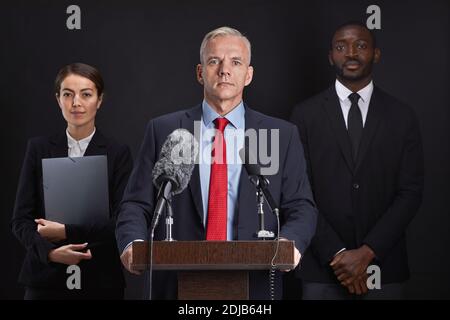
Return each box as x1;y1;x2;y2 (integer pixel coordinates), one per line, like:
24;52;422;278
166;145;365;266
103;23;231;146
353;183;360;189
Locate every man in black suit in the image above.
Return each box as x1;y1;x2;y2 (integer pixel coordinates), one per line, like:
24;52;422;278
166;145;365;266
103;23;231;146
116;26;317;299
290;22;424;299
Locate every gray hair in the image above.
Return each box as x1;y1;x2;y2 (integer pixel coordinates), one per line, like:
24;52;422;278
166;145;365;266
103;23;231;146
199;26;252;65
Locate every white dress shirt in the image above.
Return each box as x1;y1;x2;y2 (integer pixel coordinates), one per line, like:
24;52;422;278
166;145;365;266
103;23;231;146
335;79;374;128
332;80;374;258
199;100;245;240
66;128;96;157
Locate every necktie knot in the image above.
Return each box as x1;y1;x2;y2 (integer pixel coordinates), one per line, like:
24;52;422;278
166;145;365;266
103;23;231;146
214;117;229;133
349;92;360;105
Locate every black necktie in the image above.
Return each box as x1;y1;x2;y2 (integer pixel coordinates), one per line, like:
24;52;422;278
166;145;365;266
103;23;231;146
348;92;363;163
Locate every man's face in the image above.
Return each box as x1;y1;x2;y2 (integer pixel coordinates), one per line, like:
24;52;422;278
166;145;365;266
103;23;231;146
329;25;380;82
196;35;253;113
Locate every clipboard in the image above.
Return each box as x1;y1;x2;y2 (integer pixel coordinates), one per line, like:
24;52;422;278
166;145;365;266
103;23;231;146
42;155;110;225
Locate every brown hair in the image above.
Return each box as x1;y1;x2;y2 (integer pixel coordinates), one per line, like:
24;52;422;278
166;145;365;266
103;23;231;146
55;62;104;96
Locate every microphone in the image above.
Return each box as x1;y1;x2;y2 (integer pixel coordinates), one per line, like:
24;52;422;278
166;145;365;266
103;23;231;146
239;147;279;214
147;128;198;300
151;129;199;231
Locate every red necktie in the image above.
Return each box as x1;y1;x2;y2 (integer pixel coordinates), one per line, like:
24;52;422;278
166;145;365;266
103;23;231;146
206;117;229;240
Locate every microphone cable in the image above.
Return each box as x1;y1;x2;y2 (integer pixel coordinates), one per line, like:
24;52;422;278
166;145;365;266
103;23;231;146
147;216;156;300
148;197;163;300
269;208;281;300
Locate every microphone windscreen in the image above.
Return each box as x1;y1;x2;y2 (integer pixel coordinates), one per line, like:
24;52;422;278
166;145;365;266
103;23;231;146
152;129;199;195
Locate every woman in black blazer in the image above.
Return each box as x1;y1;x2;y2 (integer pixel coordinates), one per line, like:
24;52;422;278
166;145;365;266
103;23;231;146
11;63;133;299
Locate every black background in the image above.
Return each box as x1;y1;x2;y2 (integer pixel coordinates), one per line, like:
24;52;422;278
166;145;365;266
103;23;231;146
1;0;449;299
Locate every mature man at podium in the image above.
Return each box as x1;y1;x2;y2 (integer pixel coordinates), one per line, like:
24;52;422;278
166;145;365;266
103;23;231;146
116;26;317;299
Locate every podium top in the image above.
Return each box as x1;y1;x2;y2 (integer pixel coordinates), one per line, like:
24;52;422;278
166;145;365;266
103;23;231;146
131;240;295;271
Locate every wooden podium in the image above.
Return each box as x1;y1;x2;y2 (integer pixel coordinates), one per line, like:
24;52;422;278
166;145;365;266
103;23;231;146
131;240;295;300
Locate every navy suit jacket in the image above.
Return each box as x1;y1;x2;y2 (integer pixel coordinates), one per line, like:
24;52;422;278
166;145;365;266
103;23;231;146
12;130;133;290
116;104;317;299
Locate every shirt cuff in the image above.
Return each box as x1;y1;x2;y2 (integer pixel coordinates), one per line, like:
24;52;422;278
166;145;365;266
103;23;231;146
334;248;346;257
122;239;144;255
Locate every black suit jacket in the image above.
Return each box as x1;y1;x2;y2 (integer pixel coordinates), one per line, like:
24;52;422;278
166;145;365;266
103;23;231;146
290;85;424;284
116;104;317;299
11;130;133;290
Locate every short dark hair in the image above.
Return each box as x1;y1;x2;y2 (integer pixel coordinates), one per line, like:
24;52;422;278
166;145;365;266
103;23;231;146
55;62;104;96
332;21;377;49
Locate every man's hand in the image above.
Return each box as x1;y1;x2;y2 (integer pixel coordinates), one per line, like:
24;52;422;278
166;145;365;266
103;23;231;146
345;273;369;295
35;218;66;242
329;245;375;286
279;238;301;272
120;245;142;275
48;243;92;265
293;246;301;269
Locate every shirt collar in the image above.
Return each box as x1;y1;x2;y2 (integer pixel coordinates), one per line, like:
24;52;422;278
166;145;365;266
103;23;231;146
201;100;245;130
66;127;96;150
335;79;374;103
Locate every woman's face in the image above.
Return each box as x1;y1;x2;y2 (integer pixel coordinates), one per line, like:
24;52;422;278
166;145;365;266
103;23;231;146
56;74;102;130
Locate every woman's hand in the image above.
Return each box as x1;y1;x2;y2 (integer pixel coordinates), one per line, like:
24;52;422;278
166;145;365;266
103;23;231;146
48;243;92;265
35;218;66;242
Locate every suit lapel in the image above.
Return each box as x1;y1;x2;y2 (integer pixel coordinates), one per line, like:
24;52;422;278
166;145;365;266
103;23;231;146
182;105;204;223
235;106;263;238
84;130;107;156
49;130;108;158
49;132;68;158
322;86;355;174
354;87;382;173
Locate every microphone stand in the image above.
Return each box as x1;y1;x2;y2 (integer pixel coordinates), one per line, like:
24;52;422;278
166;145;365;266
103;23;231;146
149;180;174;300
250;176;276;239
164;200;175;241
248;175;282;300
151;180;173;238
248;174;282;300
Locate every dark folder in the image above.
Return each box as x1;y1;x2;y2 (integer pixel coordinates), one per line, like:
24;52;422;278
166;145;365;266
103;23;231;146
42;155;109;225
